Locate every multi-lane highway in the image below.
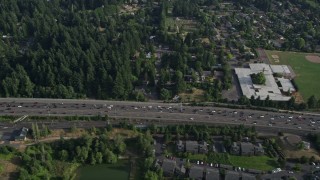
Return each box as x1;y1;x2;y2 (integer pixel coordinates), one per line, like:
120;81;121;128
0;98;320;133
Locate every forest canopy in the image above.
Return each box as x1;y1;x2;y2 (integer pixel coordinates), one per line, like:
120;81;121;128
0;0;152;99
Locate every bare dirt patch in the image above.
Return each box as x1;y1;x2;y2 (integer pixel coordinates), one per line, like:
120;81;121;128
179;88;205;102
0;158;20;179
284;149;320;160
306;55;320;63
292;92;304;103
107;128;139;139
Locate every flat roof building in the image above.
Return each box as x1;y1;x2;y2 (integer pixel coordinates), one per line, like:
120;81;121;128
235;63;295;101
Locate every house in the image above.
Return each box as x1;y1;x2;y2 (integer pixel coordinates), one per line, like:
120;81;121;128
176;164;186;176
225;171;240;180
199;141;208;154
230;142;240;155
241;172;256;180
15;127;28;141
162;159;176;176
240;142;255;156
214;70;224;80
206;168;220;180
246;168;263;174
185;141;199;154
177;140;185;152
254;143;265;155
189;166;204;180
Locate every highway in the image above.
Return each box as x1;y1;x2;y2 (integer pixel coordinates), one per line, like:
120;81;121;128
0;98;320;133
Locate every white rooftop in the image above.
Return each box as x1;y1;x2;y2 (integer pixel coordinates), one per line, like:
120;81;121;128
270;65;291;74
278;78;296;93
235;63;295;101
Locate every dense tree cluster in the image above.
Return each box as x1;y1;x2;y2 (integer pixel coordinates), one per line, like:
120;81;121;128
18;132;125;179
251;72;266;85
238;95;307;111
0;0;155;99
149;124;256;145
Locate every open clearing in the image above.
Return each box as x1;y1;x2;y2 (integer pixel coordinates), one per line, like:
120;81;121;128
179;88;205;102
76;160;130;180
165;17;198;34
265;50;320;100
229;155;277;171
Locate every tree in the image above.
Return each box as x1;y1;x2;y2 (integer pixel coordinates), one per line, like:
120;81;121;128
300;156;309;164
114;135;126;154
59;150;69;161
307;95;318;109
277;158;286;168
251;72;266;85
295;38;305;50
160;88;171;100
89;153;96;165
96;152;103;164
144;157;155;170
104;149;117;164
144;170;159;180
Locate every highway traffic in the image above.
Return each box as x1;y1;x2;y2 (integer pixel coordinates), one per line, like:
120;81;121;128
0;98;320;133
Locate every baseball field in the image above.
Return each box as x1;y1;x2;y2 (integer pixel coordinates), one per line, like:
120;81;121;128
265;50;320;101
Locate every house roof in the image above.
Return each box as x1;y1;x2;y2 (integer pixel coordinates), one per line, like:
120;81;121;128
206;168;220;180
219;164;233;170
246;168;263;174
16;127;28;140
241;173;256;180
189;166;204;179
162;159;176;174
185;141;198;152
241;142;255;153
225;171;240;180
278;77;295;93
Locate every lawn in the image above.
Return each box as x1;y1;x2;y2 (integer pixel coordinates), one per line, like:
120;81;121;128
76;160;130;180
229;155;278;171
0;164;3;174
265;50;320;100
189;154;207;161
0;153;14;161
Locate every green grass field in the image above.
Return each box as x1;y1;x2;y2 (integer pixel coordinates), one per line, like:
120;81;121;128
76;160;130;180
0;153;14;161
0;164;3;174
265;50;320;100
229;155;277;171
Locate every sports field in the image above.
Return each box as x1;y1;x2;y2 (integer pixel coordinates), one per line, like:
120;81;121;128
265;50;320;101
